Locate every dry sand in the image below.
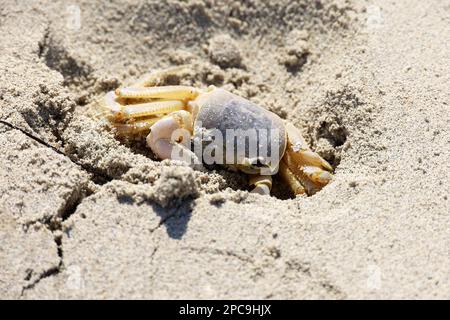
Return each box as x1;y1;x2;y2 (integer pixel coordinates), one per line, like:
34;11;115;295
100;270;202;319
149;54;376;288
0;0;449;299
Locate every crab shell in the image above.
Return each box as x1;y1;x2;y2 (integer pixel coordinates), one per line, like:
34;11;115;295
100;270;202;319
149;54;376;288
191;88;287;175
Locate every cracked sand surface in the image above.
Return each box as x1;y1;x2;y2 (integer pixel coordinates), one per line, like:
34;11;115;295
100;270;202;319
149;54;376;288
23;191;346;299
1;0;449;299
0;212;59;299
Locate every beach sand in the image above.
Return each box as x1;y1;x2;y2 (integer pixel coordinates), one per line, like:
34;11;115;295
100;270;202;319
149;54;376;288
0;0;448;299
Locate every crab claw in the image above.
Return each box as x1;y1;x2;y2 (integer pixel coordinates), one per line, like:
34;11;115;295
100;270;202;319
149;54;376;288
280;122;333;195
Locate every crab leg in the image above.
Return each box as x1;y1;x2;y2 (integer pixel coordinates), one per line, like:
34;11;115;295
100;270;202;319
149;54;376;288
104;90;186;120
115;86;200;101
104;90;125;114
112;118;160;135
120;100;184;119
281;122;333;195
278;161;306;195
249;175;273;195
284;122;333;171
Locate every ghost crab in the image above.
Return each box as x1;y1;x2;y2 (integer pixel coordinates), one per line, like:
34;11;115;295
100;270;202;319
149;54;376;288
100;68;333;196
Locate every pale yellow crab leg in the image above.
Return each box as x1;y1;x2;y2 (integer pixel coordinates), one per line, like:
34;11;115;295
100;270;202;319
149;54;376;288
249;175;273;195
112;117;160;135
104;90;125;114
120;100;185;119
284;122;333;171
278;161;306;195
115;86;200;101
104;91;186;120
282;122;333;195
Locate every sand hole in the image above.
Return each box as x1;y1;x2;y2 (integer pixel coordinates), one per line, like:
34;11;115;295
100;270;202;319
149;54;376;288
44;0;360;200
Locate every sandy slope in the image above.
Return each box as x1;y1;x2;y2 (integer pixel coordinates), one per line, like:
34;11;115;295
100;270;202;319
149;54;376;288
0;0;448;299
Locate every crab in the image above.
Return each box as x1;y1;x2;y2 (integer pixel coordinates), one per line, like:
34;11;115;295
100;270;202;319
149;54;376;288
98;68;333;196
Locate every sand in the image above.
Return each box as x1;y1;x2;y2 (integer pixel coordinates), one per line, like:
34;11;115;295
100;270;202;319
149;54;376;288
0;0;449;299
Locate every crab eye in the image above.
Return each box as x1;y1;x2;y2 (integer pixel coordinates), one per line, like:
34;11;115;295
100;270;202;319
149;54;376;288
250;157;267;168
255;159;265;167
